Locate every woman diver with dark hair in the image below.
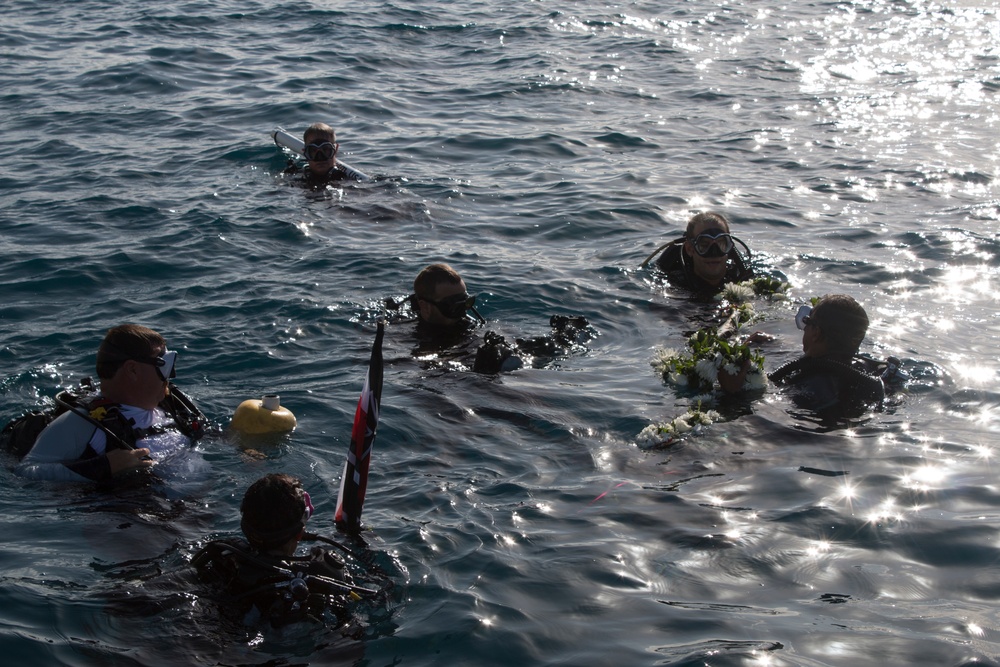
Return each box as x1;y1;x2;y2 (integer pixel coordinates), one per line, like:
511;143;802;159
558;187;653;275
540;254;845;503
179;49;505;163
642;211;755;296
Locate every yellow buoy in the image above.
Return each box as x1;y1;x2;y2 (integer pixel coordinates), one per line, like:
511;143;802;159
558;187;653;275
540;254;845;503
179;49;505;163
231;395;297;434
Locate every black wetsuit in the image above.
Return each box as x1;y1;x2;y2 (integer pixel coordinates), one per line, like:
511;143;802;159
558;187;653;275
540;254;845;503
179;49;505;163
192;538;356;628
302;164;350;185
412;318;479;356
768;355;885;415
283;161;357;186
655;240;755;296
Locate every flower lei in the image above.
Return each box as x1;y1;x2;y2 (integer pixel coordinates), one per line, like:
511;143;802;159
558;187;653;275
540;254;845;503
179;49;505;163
740;275;790;299
652;327;767;393
636;402;721;449
637;278;787;448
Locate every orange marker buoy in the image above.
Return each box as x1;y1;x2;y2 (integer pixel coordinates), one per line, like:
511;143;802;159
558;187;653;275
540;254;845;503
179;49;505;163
231;395;297;434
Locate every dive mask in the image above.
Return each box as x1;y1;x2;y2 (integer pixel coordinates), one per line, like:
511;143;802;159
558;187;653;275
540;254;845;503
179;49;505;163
691;229;734;257
429;292;477;320
301;490;314;524
795;305;813;331
304;141;337;162
134;349;178;381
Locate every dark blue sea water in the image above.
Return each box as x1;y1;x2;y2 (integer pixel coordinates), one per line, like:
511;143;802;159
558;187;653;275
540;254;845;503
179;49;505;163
2;1;999;664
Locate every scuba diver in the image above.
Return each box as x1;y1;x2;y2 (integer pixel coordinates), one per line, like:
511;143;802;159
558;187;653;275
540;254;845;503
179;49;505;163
642;211;756;297
385;263;595;374
192;473;382;629
713;293;905;422
5;324;207;484
381;262;488;361
768;294;896;415
411;262;487;346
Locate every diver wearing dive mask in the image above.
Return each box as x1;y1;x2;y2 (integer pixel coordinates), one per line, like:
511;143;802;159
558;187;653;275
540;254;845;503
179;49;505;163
643;211;755;296
412;263;485;328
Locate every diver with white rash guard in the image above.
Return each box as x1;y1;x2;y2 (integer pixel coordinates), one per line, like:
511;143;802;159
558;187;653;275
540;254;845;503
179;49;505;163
12;324;205;484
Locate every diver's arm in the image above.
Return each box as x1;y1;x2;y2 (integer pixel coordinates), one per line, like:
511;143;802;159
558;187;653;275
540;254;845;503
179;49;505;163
16;412;112;482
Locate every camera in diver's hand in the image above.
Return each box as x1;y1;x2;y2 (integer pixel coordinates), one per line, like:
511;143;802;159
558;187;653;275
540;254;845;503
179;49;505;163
473;331;523;374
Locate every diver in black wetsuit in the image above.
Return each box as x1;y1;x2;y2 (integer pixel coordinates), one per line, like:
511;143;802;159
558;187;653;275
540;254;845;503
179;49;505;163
193;473;375;628
395;263;593;374
716;294;893;417
282;122;358;186
643;211;755;298
397;262;487;360
642;211;754;297
768;294;885;414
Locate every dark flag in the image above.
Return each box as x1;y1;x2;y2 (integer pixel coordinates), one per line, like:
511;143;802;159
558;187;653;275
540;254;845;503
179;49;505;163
335;321;385;533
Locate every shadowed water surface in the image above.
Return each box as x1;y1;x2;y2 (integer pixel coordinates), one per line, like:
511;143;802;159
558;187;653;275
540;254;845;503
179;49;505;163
1;0;999;665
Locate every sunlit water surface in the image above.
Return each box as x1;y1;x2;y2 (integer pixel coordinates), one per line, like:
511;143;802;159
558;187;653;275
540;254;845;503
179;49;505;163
1;1;999;665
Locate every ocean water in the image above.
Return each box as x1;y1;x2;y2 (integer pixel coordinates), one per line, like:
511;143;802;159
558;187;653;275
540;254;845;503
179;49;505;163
1;0;999;665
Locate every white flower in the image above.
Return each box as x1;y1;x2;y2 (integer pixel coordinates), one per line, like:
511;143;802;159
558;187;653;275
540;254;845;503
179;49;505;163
652;348;682;374
721;282;756;304
687;408;722;426
695;357;720;383
636;422;676;448
689;411;712;426
639;406;724;448
653;348;680;364
668;372;688;387
690;394;716;407
744;371;767;390
722;361;739;376
636;424;660;446
655;348;681;362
